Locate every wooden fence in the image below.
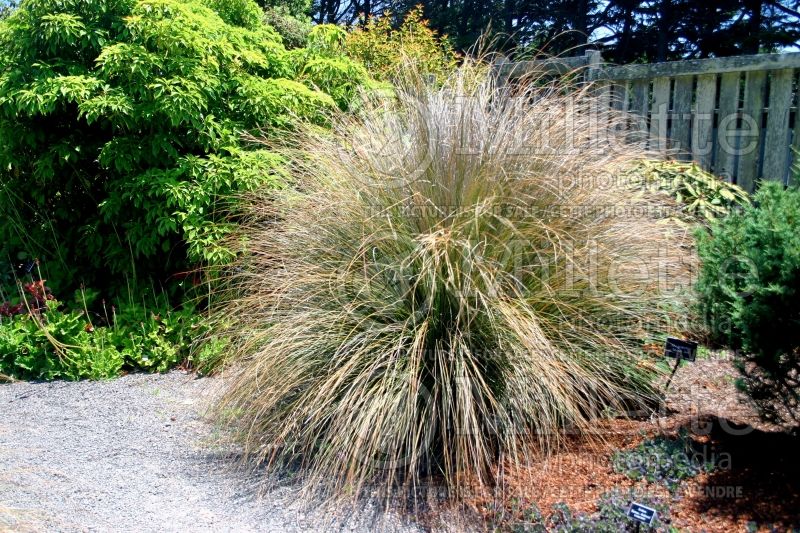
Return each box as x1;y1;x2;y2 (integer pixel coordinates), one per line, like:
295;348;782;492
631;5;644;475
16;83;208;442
497;50;800;192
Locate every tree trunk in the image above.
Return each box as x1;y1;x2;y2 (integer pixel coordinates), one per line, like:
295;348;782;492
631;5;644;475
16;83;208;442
744;0;764;54
656;0;672;61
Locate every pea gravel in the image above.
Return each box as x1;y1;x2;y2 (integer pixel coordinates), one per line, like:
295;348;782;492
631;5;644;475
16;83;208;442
0;372;421;532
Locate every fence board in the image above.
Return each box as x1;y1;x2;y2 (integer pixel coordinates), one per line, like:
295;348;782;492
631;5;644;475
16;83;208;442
649;77;671;153
499;51;800;192
737;70;767;191
591;51;800;81
693;74;717;168
763;69;793;182
626;79;648;139
630;78;649;116
596;82;611;109
715;72;741;180
671;75;693;158
611;82;629;111
592;82;611;147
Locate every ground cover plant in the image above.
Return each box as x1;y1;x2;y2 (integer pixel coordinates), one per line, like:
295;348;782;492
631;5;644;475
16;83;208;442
696;182;800;425
0;277;213;380
488;489;671;532
627;160;751;224
213;60;696;504
611;431;716;492
0;0;372;300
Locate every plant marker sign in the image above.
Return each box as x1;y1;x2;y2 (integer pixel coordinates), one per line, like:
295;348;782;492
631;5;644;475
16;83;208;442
626;501;657;528
663;337;698;390
664;337;698;362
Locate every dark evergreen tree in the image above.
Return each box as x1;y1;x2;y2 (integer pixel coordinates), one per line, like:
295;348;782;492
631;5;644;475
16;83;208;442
320;0;800;61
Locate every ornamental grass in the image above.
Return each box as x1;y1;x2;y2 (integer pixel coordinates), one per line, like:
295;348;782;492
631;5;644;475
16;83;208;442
213;59;694;504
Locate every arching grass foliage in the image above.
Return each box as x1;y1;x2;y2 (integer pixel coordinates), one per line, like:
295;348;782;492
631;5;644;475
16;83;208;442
213;61;695;503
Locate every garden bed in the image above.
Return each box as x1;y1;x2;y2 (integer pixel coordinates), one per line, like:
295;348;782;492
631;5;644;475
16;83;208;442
466;357;800;532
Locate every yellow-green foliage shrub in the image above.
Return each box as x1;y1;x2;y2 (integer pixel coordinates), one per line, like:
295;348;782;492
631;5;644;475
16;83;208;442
344;6;458;83
0;0;372;296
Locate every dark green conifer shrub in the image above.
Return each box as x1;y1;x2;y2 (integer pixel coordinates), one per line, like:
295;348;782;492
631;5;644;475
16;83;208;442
696;182;800;424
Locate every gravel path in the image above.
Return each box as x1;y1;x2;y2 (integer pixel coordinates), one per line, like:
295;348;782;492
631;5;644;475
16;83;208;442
0;372;419;532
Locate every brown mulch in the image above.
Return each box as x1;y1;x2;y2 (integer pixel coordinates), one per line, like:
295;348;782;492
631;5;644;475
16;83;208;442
662;354;784;431
465;356;800;532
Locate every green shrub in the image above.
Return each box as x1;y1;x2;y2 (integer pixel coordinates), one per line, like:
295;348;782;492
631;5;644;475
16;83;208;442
202;0;263;29
0;0;370;297
213;61;694;502
307;22;346;52
627;160;750;224
696;182;800;424
256;0;309;18
283;24;377;110
344;7;458;83
263;5;311;49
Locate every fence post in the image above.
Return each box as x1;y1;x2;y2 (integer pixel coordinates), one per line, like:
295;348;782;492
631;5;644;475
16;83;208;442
585;49;602;81
585;50;609;146
493;55;510;88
